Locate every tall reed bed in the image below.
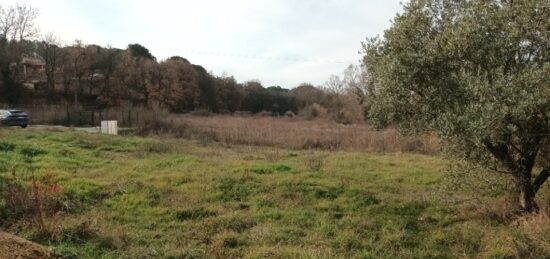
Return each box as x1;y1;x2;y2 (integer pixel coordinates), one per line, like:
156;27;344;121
145;115;440;153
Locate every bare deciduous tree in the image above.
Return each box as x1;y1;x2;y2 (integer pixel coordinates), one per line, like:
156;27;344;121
343;64;370;105
323;75;344;96
0;4;38;41
0;5;16;38
13;4;38;41
37;33;62;100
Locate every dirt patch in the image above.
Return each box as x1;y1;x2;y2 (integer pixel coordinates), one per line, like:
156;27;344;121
0;231;52;259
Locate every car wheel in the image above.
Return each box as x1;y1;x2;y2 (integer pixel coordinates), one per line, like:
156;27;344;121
21;124;27;128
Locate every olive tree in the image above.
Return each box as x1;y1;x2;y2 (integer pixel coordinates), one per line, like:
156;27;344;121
363;0;550;212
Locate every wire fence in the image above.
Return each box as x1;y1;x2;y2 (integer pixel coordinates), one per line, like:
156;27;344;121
1;104;146;128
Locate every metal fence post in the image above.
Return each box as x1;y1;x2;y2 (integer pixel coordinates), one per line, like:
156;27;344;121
128;110;132;128
66;107;70;126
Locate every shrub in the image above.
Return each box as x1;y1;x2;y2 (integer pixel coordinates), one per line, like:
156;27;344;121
1;172;65;228
304;156;325;172
284;111;296;118
0;142;16;152
301;103;327;120
402;139;425;153
257;110;275;117
331;98;365;125
334;109;363;125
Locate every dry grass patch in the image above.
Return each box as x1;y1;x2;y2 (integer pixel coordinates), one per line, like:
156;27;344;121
145;115;440;153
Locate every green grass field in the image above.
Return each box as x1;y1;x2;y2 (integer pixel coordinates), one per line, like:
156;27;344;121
0;129;548;258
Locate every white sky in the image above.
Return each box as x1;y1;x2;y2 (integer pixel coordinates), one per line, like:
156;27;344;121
2;0;405;87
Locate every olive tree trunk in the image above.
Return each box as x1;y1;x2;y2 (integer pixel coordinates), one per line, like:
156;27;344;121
516;168;550;213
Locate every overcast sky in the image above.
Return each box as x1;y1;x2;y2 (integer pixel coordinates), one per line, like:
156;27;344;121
3;0;405;87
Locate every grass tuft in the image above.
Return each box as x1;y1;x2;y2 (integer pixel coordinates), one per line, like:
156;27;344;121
176;208;217;221
0;142;16;152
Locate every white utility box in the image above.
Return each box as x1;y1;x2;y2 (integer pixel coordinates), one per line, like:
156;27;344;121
100;120;118;135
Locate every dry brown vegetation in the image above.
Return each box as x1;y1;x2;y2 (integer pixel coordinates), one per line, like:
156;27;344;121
140;114;440;153
0;231;52;259
445;196;550;257
516;210;550;253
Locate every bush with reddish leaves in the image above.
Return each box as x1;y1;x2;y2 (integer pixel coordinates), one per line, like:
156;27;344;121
1;171;65;229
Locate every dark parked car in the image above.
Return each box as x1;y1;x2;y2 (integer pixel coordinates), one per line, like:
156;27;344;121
0;110;29;128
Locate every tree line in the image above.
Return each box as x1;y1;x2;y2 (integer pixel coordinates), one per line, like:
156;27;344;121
0;3;371;122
